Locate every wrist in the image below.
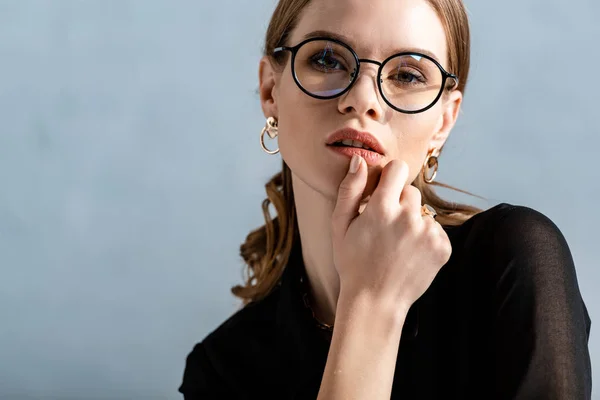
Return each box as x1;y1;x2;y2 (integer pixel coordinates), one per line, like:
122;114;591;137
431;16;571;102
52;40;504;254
318;289;408;400
335;289;409;335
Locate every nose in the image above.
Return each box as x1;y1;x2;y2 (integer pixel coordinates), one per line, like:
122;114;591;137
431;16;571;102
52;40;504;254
337;62;385;120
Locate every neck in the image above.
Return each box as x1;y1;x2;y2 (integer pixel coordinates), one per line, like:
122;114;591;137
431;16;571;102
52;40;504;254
291;172;368;327
293;176;339;326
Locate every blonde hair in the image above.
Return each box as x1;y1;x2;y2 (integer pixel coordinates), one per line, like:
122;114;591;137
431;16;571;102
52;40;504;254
232;0;482;304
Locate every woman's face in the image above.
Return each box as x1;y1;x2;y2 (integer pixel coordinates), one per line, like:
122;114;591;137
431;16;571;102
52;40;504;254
260;0;462;202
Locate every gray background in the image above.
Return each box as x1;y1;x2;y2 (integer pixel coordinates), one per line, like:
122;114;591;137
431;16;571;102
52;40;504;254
0;0;598;399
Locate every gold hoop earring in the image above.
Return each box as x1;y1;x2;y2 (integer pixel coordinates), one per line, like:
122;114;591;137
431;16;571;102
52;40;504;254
422;149;439;184
260;117;279;155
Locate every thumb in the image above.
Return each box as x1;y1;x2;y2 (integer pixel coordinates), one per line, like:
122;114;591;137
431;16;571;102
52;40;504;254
332;154;368;237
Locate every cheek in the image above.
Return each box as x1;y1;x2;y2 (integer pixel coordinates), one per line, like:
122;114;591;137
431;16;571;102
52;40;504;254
390;113;440;179
274;96;314;167
275;73;325;155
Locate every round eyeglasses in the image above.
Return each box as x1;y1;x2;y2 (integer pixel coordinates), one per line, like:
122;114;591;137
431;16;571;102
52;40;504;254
273;37;459;114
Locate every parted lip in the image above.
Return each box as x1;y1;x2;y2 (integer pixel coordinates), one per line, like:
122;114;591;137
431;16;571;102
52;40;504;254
325;128;386;156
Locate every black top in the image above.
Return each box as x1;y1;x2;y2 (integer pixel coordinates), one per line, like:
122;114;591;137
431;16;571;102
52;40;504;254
179;203;592;399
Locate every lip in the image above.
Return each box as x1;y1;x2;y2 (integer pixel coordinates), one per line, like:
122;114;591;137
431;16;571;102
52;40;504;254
327;145;385;165
325;127;386;165
325;128;386;156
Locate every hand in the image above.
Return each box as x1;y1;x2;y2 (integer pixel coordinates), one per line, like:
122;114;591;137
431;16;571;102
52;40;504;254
331;155;452;313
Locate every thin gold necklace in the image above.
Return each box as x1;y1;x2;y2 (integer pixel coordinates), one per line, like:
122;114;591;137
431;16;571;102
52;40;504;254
299;274;334;333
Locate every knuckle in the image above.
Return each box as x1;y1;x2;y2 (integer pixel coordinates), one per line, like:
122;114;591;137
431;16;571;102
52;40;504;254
401;208;421;231
420;218;439;239
423;223;439;243
401;185;422;205
404;184;419;195
372;200;396;220
410;187;423;202
439;242;453;263
336;184;355;201
431;229;452;262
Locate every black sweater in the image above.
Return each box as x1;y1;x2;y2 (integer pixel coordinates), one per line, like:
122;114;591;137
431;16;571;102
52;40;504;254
179;203;592;399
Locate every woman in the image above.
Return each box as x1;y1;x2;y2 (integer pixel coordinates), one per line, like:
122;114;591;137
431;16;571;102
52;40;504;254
180;0;592;398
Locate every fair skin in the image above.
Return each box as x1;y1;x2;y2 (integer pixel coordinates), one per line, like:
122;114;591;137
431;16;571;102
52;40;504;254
260;0;462;398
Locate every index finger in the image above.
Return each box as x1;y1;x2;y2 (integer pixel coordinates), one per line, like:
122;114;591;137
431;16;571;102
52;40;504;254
368;159;410;208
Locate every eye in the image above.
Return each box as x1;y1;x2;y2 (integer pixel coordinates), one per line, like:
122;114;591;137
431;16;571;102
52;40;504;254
389;69;427;85
399;70;424;82
309;51;347;72
398;72;418;82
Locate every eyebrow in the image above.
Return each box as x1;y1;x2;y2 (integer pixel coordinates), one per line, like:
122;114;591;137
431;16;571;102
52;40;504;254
301;30;442;63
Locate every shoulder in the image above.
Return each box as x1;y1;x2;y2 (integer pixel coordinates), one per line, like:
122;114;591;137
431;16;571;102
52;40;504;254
446;202;576;286
444;202;575;282
448;202;568;253
203;288;281;352
198;286;281;362
444;205;592;397
179;288;282;397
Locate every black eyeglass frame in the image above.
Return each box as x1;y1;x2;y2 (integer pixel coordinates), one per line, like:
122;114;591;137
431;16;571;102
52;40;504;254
273;37;459;115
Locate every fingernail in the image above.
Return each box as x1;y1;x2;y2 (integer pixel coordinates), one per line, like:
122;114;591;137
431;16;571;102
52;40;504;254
349;155;360;174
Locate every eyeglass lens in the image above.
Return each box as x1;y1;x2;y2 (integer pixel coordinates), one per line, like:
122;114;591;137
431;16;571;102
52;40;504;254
293;39;445;112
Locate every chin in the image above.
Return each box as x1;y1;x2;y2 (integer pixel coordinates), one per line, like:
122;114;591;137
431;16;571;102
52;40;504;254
285;144;384;203
288;165;339;202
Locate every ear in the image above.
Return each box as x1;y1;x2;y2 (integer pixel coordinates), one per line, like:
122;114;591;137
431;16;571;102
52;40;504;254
429;90;462;151
259;56;279;119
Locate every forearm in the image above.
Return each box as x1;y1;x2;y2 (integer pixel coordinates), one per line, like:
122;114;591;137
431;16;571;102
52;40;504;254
317;291;408;400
